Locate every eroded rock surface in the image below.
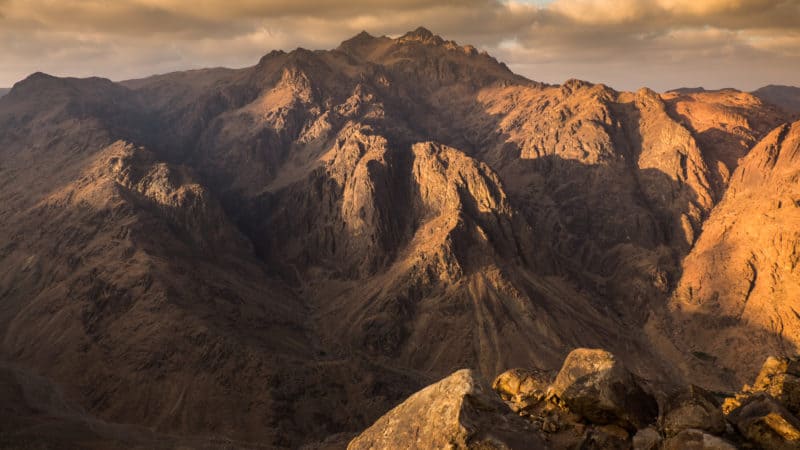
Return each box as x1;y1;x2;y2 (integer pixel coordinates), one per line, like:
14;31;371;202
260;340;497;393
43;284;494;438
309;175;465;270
662;385;726;437
667;121;800;384
728;393;800;450
662;428;737;450
347;369;546;450
549;349;658;431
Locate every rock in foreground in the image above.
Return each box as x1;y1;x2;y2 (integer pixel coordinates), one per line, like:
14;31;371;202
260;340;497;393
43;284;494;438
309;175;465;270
661;428;736;450
727;393;800;450
350;351;800;449
549;349;658;431
662;385;726;437
493;368;554;414
347;369;545;450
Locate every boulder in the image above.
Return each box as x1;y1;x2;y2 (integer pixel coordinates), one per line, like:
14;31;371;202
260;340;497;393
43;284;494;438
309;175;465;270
578;425;630;450
492;368;552;414
662;429;737;450
727;393;800;450
549;348;658;430
347;369;546;450
751;356;800;415
662;385;726;437
632;427;662;450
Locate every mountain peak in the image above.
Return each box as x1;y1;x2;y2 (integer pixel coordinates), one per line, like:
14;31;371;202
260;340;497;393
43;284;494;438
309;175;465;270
24;71;57;81
407;26;434;38
338;30;379;52
12;71;59;90
6;72;121;102
352;30;374;41
398;26;444;45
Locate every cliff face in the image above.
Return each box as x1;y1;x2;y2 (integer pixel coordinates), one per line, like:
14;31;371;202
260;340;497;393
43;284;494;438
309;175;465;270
0;28;797;448
668;121;800;381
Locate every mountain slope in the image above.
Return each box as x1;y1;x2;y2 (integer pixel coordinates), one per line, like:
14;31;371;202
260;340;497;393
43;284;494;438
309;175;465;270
665;120;800;385
0;28;797;447
753;85;800;115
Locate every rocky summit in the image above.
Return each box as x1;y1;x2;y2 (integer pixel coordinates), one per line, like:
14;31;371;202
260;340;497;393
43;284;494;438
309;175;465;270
0;28;799;449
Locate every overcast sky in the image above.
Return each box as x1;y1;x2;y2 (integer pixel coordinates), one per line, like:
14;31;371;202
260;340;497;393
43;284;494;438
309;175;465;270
0;0;798;91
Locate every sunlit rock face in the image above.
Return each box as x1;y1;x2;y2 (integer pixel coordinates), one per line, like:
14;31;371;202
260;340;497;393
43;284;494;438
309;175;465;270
347;369;547;450
668;121;800;382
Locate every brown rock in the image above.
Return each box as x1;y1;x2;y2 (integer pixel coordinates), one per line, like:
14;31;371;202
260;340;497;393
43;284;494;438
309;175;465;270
632;427;662;450
751;356;800;415
493;368;553;413
347;369;546;450
663;385;726;437
662;428;737;450
579;425;630;450
550;348;658;430
727;393;800;450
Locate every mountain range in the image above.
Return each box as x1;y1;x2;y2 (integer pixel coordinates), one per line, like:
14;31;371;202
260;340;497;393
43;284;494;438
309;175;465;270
1;27;799;449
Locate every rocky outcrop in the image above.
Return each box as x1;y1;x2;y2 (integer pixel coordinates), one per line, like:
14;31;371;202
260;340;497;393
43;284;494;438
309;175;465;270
721;356;800;449
493;368;553;414
347;369;545;450
724;357;800;414
727;394;800;450
661;429;736;450
352;351;800;450
750;357;800;415
351;350;660;449
662;89;787;193
631;87;714;252
662;385;726;437
632;427;662;450
549;349;658;431
92;141;251;251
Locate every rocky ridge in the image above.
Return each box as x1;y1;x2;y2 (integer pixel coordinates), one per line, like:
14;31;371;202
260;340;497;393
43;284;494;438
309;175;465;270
349;349;800;449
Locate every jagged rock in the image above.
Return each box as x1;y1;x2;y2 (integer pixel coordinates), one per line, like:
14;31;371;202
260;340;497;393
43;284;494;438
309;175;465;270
661;88;787;194
492;368;553;414
347;369;546;450
662;428;737;450
727;393;800;450
632;427;662;450
663;385;726;437
549;348;658;431
750;357;800;415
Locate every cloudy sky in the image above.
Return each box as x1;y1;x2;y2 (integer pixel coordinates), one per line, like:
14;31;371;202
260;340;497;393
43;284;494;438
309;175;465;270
0;0;798;91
